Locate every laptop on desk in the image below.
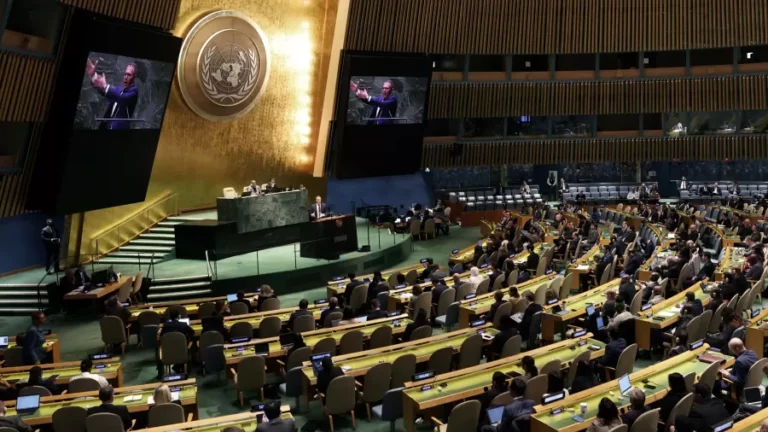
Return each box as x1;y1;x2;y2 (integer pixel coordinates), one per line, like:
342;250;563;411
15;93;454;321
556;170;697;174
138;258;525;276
486;406;504;426
15;394;40;416
0;335;8;349
745;386;763;407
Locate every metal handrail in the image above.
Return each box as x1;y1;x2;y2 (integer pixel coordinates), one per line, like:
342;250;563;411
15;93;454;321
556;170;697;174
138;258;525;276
93;192;179;259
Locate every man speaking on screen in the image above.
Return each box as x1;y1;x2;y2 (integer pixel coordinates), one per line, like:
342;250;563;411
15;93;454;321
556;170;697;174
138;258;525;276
85;58;139;130
350;80;398;125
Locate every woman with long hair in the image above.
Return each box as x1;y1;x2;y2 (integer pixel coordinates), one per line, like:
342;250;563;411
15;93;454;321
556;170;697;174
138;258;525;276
587;398;621;432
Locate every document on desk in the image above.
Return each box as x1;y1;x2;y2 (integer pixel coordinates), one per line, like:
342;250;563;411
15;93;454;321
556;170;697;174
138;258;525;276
576;265;590;271
657;311;676;318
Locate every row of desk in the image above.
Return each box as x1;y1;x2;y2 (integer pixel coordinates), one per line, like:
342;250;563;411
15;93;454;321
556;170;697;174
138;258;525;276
0;357;122;392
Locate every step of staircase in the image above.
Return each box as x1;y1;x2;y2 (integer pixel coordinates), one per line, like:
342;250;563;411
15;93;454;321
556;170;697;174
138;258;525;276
167;216;206;222
140;233;175;240
108;252;161;258
158;221;185;227
151;227;176;233
98;257;164;265
120;245;174;253
147;288;213;300
153;275;211;284
149;281;211;291
0;286;50;315
0;289;46;296
129;238;176;246
0;298;47;305
0;307;44;314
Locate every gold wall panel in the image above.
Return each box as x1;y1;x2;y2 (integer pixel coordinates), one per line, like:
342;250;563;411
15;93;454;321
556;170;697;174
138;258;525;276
345;0;768;54
422;135;768;167
75;0;340;257
428;75;768;118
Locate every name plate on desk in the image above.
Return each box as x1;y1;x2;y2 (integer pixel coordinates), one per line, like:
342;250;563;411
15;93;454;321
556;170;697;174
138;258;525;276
217;189;308;234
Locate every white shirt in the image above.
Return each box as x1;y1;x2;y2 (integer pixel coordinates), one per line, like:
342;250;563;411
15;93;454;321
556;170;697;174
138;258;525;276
607;311;633;330
71;371;109;388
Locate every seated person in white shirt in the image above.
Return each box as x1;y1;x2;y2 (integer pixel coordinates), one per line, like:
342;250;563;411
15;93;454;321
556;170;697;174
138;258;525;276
70;358;109;388
606;302;633;331
247;180;261;195
647;286;665;305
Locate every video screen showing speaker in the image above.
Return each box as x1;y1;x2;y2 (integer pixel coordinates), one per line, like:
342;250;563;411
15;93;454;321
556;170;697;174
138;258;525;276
26;11;182;215
332;52;432;179
74;52;175;130
346;76;428;125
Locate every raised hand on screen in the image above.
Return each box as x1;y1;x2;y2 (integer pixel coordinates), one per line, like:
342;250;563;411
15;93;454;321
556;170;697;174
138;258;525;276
86;58;98;77
349;81;358;93
91;72;107;91
356;88;369;100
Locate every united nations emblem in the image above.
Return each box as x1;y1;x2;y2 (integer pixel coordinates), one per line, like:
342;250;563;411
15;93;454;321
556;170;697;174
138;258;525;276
177;10;270;121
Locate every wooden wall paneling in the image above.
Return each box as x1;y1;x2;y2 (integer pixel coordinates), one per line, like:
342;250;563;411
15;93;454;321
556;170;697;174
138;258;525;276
58;0;179;30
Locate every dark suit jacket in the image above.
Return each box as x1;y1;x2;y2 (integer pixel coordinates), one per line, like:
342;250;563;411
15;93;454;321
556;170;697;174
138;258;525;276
0;415;32;432
731;349;759;385
498;398;536;432
366;310;388;321
230;299;254;314
105;305;131;326
488;270;504;289
75;271;90;287
100;83;138;130
309;203;328;220
256;295;277;312
601;337;627;368
362;94;398;125
624;255;644;277
491;327;519;355
622;407;648;430
317;366;344;395
618;282;636;305
87;403;132;430
431;283;449;305
201;317;229;340
520;304;543;339
319;306;338;327
695;261;715;281
488;300;505;323
659;391;686;423
344;280;364;305
256;417;295;432
746;263;764;281
526;252;540;273
687;299;704;316
161;320;195;341
368;282;389;302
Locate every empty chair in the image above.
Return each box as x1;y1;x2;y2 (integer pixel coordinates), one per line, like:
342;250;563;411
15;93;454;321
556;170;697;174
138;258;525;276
435;288;456;319
148;403;185;427
506;269;519;286
233;355;266;406
457;334;482;369
391;354;417;389
566;351;591;388
524;374;548;402
369;325;393;349
500;335;522;358
19;385;52;397
279;366;305;411
630;409;659;432
431;400;481;432
323;375;357;432
52;405;87;432
339;330;364;354
371;387;403;432
435;302;460;330
409;325;433;341
745;358;768;389
139;324;160;350
359;362;393;420
492;302;513;329
476;278;491;295
229;321;254;340
349;284;368;311
429;347;454;375
164;305;188;319
405;269;419;285
456;284;473;301
203;344;226;379
410;292;433;319
258;316;281;339
86;412;127;432
197;302;216;319
312;337;337;355
160;332;189;375
490;392;515;407
697;358;721;391
68;377;102;394
293;314;315;333
99;316;128;355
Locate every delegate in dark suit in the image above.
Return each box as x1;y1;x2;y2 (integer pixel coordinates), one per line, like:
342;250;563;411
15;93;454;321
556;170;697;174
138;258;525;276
74;268;90;287
309;202;328;221
87;58;140;130
87;404;132;430
0;414;32;432
256;417;295;432
362;95;397;125
526;252;539;274
498;398;536;432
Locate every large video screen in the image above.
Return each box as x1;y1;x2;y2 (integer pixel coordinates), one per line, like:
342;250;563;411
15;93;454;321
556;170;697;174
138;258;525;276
331;52;432;179
347;76;428;125
75;52;175;130
26;11;182;215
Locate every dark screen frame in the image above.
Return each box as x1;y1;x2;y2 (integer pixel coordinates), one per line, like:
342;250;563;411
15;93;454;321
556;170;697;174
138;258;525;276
330;51;432;179
27;10;182;214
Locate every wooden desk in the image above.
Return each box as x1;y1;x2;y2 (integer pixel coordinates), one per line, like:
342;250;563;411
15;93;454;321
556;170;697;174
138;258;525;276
0;357;122;391
733;405;768;431
386;268;472;313
128;291;260;321
222;314;413;365
530;346;733;432
326;263;425;298
541;279;625;343
708;223;742;249
141;409;293;432
744;307;768;355
565;245;602;291
637;247;676;282
0;337;61;364
64;276;133;301
185;303;327;337
714;246;747;281
448;239;491;266
3;379;198;426
457;274;558;328
634;280;711;350
401;334;606;432
300;325;499;397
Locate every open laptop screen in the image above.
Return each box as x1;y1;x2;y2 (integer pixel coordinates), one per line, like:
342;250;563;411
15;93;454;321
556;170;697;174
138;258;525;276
486;406;504;424
618;374;631;395
16;394;40;411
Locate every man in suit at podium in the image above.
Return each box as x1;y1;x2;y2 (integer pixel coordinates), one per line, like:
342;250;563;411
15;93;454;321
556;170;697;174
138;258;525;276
310;196;328;221
350;80;398;125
